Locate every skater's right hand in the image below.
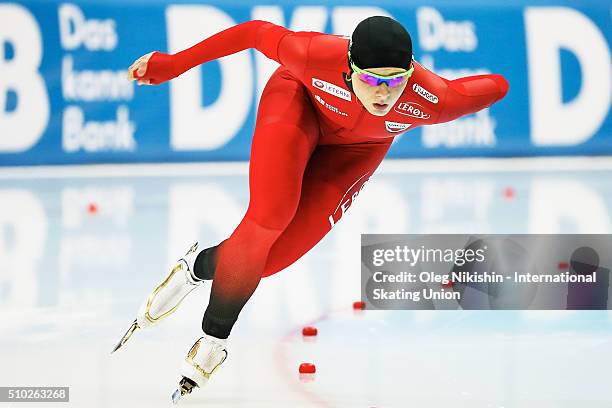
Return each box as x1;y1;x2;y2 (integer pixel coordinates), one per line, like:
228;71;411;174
127;51;177;85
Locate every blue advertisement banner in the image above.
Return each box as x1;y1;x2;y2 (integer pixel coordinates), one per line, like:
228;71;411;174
0;1;610;165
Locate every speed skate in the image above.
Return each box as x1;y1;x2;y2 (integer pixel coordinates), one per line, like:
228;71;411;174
111;241;229;402
111;242;203;353
171;335;228;404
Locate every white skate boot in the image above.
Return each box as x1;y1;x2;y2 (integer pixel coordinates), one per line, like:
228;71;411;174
112;242;204;353
171;334;228;404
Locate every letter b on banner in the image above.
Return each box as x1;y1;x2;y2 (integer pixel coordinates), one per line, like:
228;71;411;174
0;4;49;152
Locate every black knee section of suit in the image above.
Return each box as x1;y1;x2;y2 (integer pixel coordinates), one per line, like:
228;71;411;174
201;310;236;339
194;245;219;281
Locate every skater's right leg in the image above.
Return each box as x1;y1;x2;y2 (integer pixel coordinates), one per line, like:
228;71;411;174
174;69;320;396
199;70;320;339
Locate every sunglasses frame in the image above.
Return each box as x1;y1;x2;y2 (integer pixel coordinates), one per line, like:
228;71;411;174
348;49;414;87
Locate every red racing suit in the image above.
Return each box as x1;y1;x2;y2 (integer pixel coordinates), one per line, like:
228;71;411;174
145;20;508;144
138;20;509;337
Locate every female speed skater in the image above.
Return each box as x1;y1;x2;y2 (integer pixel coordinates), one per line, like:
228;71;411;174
112;15;509;403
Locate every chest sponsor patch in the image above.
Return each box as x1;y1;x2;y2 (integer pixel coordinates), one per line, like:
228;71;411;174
412;83;439;104
312;77;352;101
394;102;431;119
385;121;412;133
315;94;348;117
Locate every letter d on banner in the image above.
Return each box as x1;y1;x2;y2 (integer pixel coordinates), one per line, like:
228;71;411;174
525;7;611;146
0;4;49;152
166;6;252;150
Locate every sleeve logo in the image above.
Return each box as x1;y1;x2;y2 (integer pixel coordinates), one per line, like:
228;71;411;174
412;83;439;104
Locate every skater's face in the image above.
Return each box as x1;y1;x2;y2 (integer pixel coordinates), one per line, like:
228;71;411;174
351;66;410;116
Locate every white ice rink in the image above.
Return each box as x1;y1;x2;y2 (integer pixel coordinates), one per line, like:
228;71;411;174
0;157;611;408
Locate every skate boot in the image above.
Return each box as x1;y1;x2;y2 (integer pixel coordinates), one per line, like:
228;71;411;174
171;334;228;404
111;242;204;353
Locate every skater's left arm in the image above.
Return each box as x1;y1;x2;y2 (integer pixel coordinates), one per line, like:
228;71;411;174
437;74;509;123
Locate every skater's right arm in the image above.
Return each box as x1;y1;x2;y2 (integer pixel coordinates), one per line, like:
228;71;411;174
127;20;309;85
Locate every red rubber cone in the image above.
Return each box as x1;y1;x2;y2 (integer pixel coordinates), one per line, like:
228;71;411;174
299;363;316;374
87;203;98;214
302;326;318;336
353;301;365;310
503;187;515;199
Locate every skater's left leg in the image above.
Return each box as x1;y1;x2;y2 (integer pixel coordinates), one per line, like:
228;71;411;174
262;141;393;276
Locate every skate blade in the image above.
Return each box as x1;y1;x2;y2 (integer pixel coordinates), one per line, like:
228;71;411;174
111;319;140;354
171;388;182;404
171;377;197;404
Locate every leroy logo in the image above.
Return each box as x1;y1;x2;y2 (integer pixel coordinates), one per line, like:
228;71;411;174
394;102;431;119
328;172;370;229
412;83;439;104
312;77;352;101
385;121;412;133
